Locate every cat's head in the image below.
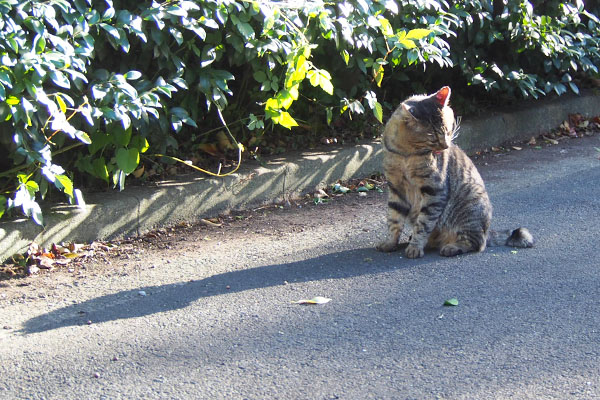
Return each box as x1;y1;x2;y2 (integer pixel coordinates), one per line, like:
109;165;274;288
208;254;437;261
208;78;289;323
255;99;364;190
396;86;458;152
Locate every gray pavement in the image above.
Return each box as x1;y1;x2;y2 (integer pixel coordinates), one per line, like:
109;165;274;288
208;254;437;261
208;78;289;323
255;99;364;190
2;91;600;261
0;129;599;399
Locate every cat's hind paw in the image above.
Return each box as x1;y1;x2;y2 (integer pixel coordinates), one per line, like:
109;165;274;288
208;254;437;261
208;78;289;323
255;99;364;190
440;244;465;257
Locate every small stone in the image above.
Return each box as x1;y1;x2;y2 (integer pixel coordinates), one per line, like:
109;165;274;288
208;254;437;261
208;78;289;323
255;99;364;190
111;356;119;362
93;372;100;378
86;320;92;325
138;291;147;296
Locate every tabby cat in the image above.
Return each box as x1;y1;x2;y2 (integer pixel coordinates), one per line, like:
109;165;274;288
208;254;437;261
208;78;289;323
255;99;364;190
377;86;533;258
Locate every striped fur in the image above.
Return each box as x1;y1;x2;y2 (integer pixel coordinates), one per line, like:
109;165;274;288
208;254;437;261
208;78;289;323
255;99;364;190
377;87;533;258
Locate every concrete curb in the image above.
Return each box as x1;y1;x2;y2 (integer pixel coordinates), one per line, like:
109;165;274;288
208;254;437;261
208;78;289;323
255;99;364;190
2;92;599;260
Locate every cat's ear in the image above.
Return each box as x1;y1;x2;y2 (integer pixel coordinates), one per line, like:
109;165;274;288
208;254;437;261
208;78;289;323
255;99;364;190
434;86;451;107
401;103;416;119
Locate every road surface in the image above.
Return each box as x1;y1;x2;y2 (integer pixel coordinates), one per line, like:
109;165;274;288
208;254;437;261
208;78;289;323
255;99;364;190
1;134;599;399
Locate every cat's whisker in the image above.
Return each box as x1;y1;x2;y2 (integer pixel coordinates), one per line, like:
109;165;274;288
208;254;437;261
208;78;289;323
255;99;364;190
450;116;462;141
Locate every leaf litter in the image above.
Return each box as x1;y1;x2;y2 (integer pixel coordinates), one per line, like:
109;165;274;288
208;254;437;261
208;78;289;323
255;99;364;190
313;176;384;205
473;113;600;158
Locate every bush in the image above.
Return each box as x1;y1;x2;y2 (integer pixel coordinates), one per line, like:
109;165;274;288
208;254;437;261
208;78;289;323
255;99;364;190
0;0;598;224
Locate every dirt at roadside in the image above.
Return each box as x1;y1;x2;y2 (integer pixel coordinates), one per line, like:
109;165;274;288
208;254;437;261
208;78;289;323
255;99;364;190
0;187;386;304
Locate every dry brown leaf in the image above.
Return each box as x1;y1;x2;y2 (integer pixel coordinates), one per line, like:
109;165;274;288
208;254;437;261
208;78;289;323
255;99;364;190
132;165;145;178
200;218;222;227
197;143;221;157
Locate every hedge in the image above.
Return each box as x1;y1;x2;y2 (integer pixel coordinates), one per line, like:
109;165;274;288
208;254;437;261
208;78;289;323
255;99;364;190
0;0;598;224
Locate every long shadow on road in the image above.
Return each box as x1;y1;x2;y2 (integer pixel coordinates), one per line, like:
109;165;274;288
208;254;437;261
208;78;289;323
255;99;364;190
21;245;432;334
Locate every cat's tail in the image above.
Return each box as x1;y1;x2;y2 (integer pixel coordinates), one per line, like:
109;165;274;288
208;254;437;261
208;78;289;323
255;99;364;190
487;228;534;248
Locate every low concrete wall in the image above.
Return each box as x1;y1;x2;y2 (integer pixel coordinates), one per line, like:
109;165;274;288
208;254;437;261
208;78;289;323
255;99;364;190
2;92;599;260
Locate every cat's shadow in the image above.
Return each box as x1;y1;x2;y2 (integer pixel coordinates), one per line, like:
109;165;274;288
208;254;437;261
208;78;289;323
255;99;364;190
20;246;435;334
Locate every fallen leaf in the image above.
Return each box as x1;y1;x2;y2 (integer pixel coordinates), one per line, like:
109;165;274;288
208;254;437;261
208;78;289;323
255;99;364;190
511;250;518;254
200;218;222;227
512;146;522;151
132;165;145;178
197;143;221;157
314;188;329;198
542;136;558;145
359;182;375;190
63;252;83;259
333;183;350;194
37;256;54;270
444;298;459;306
293;296;331;305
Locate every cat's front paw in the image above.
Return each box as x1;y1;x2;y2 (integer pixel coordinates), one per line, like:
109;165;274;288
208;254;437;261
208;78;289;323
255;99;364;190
376;240;400;253
405;244;424;259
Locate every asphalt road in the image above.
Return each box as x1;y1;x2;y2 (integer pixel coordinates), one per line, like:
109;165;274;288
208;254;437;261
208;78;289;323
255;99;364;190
1;134;599;399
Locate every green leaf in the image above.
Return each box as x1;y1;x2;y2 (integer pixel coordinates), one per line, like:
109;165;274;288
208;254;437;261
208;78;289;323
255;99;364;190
0;195;5;219
444;298;459;306
92;157;109;182
124;70;142;80
113;169;126;191
237;22;254;40
116;147;140;174
33;34;46;53
253;70;267;83
55;94;67;113
0;70;11;88
326;107;333;126
100;23;120;41
272;111;298;130
341;50;350;65
373;101;383;124
55;174;74;198
130;135;150;153
6;96;19;105
75;130;92;145
307;70;319;87
568;82;579;95
319;74;334;95
110;124;132;147
405;29;431;40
